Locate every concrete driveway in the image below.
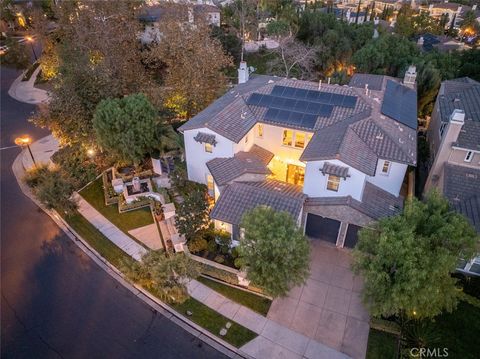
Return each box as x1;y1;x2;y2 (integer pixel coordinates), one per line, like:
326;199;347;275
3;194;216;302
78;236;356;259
267;240;370;359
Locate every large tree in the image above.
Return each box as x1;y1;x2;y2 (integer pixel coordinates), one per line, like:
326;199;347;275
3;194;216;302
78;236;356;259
33;1;158;146
144;10;232;117
352;192;478;320
93;94;158;165
122;251;199;304
238;206;310;297
268;35;316;79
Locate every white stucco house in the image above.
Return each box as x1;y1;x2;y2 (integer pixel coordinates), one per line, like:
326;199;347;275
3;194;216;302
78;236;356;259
178;65;418;248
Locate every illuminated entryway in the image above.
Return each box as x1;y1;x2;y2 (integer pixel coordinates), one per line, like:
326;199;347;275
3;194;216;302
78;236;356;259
286;164;305;186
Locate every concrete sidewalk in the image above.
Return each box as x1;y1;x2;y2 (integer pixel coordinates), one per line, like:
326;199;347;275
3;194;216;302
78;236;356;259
73;193;148;261
187;281;350;359
8;65;50;104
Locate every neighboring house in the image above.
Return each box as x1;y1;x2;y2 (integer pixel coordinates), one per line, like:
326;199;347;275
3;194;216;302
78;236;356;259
424;77;480;276
179;63;418;249
416;33;469;52
420;2;473;29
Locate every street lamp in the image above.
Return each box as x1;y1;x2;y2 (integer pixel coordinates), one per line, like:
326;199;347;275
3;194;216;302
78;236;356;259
25;36;38;62
86;148;96;158
15;135;37;167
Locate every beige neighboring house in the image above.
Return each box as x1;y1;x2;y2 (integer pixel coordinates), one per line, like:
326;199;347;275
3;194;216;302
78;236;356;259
424;77;480;276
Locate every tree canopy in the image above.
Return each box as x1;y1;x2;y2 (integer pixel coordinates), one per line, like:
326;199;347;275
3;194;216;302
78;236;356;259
122;251;199;304
93;94;158;165
352;192;478;320
175;188;210;241
238;206;310;297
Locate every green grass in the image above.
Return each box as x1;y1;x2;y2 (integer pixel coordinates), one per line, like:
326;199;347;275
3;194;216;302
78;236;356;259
244;51;278;75
422;301;480;358
80;177;153;233
62;211;133;268
366;329;398;359
172;297;257;348
197;276;271;316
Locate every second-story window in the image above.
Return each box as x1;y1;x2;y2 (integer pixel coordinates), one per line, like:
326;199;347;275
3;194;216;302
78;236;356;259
257;124;263;138
295;132;306;149
382;160;391;174
283;130;293;146
439;122;447;138
205;143;213;153
326;175;340;192
206;174;214;196
465;151;473;162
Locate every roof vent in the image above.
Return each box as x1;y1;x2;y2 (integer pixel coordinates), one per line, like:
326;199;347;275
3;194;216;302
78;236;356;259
268;80;275;84
466;173;477;179
399;138;405;144
375;133;384;140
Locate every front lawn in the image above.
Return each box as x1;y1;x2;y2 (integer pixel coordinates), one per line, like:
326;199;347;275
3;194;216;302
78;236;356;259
62;211;133;268
80;177;153;233
172;297;257;348
197;276;271;316
366;329;398;359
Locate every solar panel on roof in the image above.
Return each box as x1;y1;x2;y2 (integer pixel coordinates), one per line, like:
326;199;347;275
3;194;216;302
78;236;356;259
271;86;284;96
342;96;357;108
319;105;334;117
381;80;417;129
330;94;344;106
269;85;357;108
246;93;262;106
263;108;317;129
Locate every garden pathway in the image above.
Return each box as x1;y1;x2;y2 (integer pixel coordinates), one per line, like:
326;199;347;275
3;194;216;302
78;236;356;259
73;193;148;260
187;281;350;359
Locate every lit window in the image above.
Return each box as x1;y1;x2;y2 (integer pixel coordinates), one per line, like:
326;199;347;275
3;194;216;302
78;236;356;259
465;151;473;162
240;227;245;240
257;124;263;138
283;130;293;146
439;123;447;138
382;160;391;174
295;132;306;149
327;175;340;192
206;174;214;195
204;143;213;153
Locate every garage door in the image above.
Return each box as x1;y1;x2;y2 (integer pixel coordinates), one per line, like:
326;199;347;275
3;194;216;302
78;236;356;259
344;224;362;248
305;213;340;244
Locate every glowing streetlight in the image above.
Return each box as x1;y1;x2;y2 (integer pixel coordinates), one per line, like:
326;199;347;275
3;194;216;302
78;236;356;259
86;148;96;158
25;36;38;61
15;135;37;167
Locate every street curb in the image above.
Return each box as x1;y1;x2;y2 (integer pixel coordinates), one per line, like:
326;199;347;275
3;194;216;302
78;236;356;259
8;65;49;105
11;150;252;359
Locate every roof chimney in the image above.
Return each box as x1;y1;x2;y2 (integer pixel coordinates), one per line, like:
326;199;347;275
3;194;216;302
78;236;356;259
403;65;417;89
238;61;249;84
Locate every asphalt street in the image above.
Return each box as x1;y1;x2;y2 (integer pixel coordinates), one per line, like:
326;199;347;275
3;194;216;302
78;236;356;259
0;66;227;359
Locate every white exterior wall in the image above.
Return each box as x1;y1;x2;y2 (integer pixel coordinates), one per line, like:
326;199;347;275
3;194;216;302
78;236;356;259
250;123;313;165
233;126;256;153
184;128;235;184
367;160;408;196
303;159;366;201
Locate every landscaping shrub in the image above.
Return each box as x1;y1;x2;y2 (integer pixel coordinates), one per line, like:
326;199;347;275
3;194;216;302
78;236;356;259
207;239;218;253
188;237;208;253
215;230;232;254
51;144;99;189
214;255;225;264
24;165;77;215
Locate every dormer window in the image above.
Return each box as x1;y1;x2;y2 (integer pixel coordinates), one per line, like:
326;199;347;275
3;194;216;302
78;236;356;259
283;130;293;146
295;132;306;149
464;151;473;162
381;160;391;175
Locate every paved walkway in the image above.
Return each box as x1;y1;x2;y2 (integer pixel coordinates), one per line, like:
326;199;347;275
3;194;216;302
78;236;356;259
267;241;369;359
8;65;50;104
74;193;148;261
187;281;350;359
128;223;163;250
